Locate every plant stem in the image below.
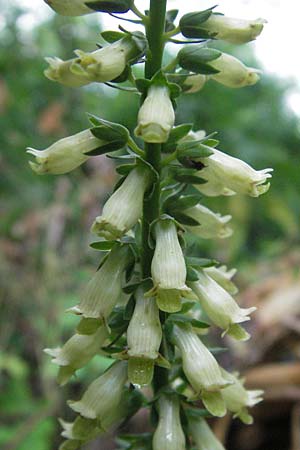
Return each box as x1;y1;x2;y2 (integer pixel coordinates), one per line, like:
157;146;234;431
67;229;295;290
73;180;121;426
141;0;167;277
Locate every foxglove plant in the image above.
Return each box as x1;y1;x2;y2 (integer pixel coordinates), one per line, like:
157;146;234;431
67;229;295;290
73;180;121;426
27;1;270;448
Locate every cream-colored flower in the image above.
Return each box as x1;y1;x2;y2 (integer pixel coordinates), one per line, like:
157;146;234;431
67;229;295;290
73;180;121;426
172;324;229;417
184;203;233;239
44;0;94;16
189;416;225;450
127;286;162;386
190;270;255;340
194;146;272;197
135;85;175;143
68;361;127;421
69;244;132;320
221;369;263;424
209;52;261;88
201;14;266;44
204;265;238;295
44;323;108;385
149;219;191;313
153;395;186;450
183;74;207;93
27;129;101;175
45;36;143;87
92;166;151;240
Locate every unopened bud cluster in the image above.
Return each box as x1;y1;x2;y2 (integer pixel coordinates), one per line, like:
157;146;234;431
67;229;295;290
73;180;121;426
27;2;270;449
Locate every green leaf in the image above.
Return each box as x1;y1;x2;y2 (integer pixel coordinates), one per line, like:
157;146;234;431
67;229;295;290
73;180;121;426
101;30;125;43
177;141;214;159
124;295;135;320
186;266;199;281
116;163;136;175
171;167;207;185
172;194;202;210
172;212;200;226
162;124;193;153
178;46;221;75
168;314;209;329
86;0;132;13
165;9;179;32
89;241;116;250
185;256;217;268
180;301;196;314
185;408;211;418
179;8;218;39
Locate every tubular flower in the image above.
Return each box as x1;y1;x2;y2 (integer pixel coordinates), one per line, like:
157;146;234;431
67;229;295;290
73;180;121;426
194;146;273;197
190;270;256;341
92;166;151;239
221;369;264;424
45;36;144;87
44;323;108;385
209;52;261;88
172;324;229;417
183;74;207;93
69;244;133;320
204;265;238;295
201;14;266;44
44;0;94;15
135;85;175;143
189;417;225;450
68;361;127;421
184;203;233;239
27;129;102;175
127;286;162;386
153;395;186;450
149;219;191;313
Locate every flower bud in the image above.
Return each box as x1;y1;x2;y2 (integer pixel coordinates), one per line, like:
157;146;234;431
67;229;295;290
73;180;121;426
92;166;151;239
184;203;233;239
204;265;238;295
193;146;273;197
201;15;266;44
221;369;263;424
209;52;261;88
45;36;145;87
68;361;127;421
27;129;102;175
190;270;255;341
149;219;191;313
172;324;229;416
44;0;94;16
127;286;162;386
189;417;225;450
153;395;186;450
135;85;175;143
44;323;108;385
183;74;207;93
70;244;133;320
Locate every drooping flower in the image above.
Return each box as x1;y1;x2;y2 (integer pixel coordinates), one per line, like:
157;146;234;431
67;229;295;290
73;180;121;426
92;166;151;240
44;0;132;16
69;244;133;321
135;85;175;143
189;416;226;450
201;14;266;44
153;395;186;450
44;322;108;385
183;74;207;93
68;361;128;421
221;369;263;424
204;265;238;295
208;52;261;88
193;146;273;197
45;35;146;87
127;286;162;386
148;218;191;313
184;203;233;239
190;270;255;340
172;324;229;417
27;129;103;175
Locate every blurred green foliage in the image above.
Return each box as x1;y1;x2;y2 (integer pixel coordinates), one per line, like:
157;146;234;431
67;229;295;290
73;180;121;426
1;2;300;449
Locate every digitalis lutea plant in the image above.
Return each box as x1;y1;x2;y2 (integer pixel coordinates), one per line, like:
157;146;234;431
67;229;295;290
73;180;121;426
27;1;270;448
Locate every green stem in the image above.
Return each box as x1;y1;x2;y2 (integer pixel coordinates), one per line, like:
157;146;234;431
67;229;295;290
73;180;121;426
141;0;167;277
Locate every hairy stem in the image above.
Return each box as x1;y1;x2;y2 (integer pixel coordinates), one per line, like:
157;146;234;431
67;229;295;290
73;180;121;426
141;0;167;278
